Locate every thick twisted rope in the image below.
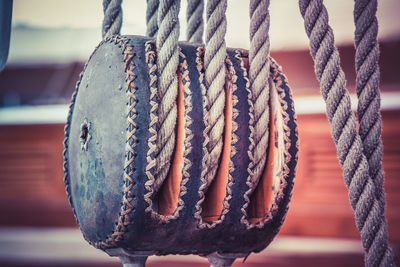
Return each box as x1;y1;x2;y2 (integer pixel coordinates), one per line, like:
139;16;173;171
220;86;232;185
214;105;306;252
248;0;271;188
354;0;386;212
354;2;394;264
203;0;227;187
186;0;204;43
146;0;159;37
102;0;122;38
298;0;394;266
152;0;181;193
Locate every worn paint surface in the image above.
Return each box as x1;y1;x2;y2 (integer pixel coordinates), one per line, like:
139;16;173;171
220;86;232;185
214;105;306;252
68;42;126;242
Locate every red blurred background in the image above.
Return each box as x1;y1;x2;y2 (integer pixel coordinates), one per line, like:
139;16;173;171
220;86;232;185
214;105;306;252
0;1;399;266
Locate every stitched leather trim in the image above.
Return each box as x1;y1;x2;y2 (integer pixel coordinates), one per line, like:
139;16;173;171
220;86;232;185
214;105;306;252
63;42;89;246
64;35;138;249
99;36;138;248
143;41;159;217
234;50;257;228
180;50;194;216
193;47;210;228
144;41;158;217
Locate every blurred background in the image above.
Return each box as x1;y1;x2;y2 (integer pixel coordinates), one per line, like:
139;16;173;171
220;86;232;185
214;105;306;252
0;0;399;266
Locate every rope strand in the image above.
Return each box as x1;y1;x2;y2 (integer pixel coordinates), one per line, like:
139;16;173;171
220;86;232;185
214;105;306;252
298;0;395;265
102;0;122;38
248;0;271;188
203;0;227;187
186;0;204;43
153;0;181;193
354;2;394;264
354;0;385;206
146;0;159;37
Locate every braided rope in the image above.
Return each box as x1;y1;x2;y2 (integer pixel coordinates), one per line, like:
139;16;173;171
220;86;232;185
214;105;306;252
146;0;159;37
298;0;395;266
102;0;122;38
203;0;227;187
153;0;181;193
186;0;204;43
248;0;271;188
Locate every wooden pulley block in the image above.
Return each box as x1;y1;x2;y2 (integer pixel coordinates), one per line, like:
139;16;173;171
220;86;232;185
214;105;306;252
63;35;298;258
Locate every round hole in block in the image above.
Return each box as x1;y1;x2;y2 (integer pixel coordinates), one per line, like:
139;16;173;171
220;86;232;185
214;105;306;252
80;119;91;151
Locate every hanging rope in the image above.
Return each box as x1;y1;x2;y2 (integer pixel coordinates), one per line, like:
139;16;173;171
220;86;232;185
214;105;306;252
354;0;385;211
203;0;227;187
146;0;159;37
186;0;204;43
152;0;181;193
102;0;122;38
248;0;271;187
354;1;394;264
298;0;395;266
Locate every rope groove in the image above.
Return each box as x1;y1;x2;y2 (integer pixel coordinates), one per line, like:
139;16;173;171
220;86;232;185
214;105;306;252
248;0;271;187
202;0;227;188
298;0;394;265
102;0;122;38
186;0;204;43
153;0;181;193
